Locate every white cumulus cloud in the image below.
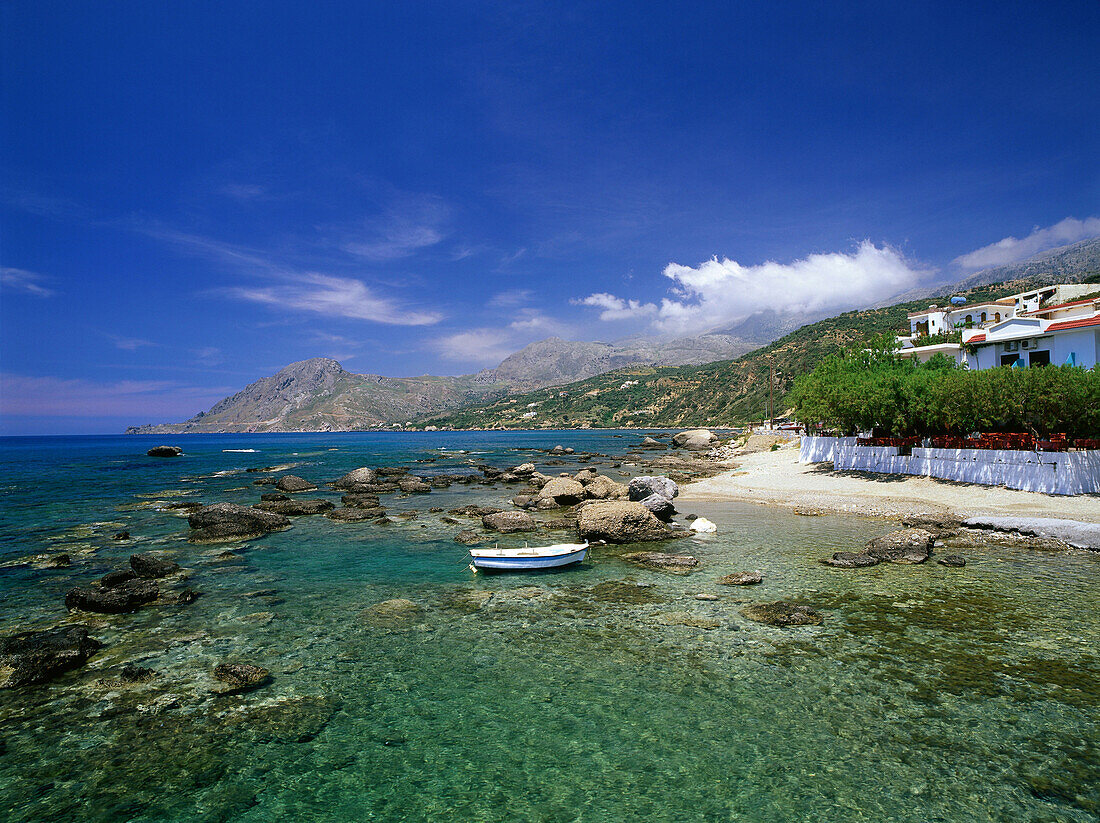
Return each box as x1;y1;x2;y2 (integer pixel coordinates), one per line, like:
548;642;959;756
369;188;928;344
954;216;1100;270
577;241;928;336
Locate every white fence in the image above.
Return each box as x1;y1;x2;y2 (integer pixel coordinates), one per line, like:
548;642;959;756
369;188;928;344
799;436;859;464
825;442;1100;496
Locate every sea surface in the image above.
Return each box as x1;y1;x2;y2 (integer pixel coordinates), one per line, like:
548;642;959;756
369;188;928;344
0;432;1097;822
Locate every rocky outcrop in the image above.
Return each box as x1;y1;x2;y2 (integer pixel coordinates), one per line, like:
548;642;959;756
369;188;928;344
638;437;666;449
740;602;822;626
326;507;383;522
822;552;881;568
129;553;180;579
397;476;432;494
252;499;335;516
582;474;627;500
718;571;762;585
275;475;317;493
333;467;377;489
482;511;537;533
866;528;934;564
637;493;675;521
937;555;966;567
146;445;182;457
577;501;683;543
213;662;271;694
187;502;291;543
621;551;698;572
65;580;159;614
671;429;718;450
0;626;102;688
901;513;963;538
536;477;586;506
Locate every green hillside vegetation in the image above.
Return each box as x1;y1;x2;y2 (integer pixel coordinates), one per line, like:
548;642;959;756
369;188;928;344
417;272;1100;430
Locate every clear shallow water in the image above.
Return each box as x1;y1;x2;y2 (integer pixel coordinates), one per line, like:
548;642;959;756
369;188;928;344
0;432;1097;822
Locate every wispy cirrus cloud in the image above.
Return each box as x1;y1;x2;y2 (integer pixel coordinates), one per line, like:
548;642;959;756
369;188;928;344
341;194;449;261
1;267;56;297
431;310;571;366
228;272;443;326
953;216;1100;270
106;334;156;351
577;241;930;335
487;289;534;309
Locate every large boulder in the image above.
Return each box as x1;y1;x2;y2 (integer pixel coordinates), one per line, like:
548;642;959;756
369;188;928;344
482;511;537;533
65;580;159;614
638;493;676;521
866;528;934;564
326;507;384;522
146;445;182;457
536;477;586;505
638;437;666;449
511;463;536;476
583;475;627;500
577;501;682;543
398;476;432;494
332;467;377;489
740;602;823;626
275;475;317;493
671;429;718;450
129;553;180;579
0;626;102;688
187;502;291;543
252;499;335;516
628;476;679;502
901;513;963;539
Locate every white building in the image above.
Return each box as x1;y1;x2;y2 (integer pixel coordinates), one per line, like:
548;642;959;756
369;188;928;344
898;283;1099;369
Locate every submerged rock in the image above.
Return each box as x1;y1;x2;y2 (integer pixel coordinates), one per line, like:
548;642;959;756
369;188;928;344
482;511;537;533
213;662;272;694
660;611;720;630
363;598;422;628
65;580;159;614
130;552;180;579
397;476;431;494
448;505;504;518
718;571;763;585
577;501;684;543
146;445;182;457
822;552;881;568
0;625;102;688
177;588;201;604
275;475;317;493
937;555;967;567
112;531;131;540
740;601;823;627
866;528;934;564
326;507;384;522
187;503;290;543
454;530;482;545
621;551;699;572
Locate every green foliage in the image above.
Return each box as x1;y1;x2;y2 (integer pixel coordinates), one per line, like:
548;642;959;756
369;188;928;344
908;330;962;348
788;352;1100;437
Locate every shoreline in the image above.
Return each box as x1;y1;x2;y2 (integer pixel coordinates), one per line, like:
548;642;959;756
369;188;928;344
682;443;1100;523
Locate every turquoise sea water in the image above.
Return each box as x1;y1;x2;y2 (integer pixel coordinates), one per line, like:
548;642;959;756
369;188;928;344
0;432;1097;822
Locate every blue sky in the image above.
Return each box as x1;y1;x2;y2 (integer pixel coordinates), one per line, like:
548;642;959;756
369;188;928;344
2;0;1098;434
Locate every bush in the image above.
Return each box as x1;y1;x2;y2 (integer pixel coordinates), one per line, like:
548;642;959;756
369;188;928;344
787;345;1100;437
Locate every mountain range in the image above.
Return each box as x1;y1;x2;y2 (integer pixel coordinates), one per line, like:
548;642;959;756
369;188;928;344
127;237;1100;434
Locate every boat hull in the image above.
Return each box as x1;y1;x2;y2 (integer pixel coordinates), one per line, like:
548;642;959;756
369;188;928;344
470;547;588;571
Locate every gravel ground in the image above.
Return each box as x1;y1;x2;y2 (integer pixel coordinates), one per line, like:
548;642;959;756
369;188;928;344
681;442;1100;522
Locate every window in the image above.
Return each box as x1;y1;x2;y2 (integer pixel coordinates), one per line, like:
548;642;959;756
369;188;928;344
1001;353;1021;367
1028;350;1050;367
980;311;987;322
994;312;1001;322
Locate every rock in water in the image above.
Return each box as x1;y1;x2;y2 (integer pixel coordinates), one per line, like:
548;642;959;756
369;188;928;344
627;476;679;502
901;513;963;538
740;602;823;626
690;517;717;533
187;502;291;543
638;437;666;449
213;662;271;694
582;475;627;500
363;598;422;628
621;552;699;572
397;476;432;493
146;445;182;457
112;531;130;540
822;552;881;568
536;477;586;505
252;499;335;516
482;511;537;533
866;528;934;564
275;475;317;493
332;467;378;489
718;571;762;585
129;552;180;579
326;507;384;522
454;530;481;545
671;429;718;450
638;493;676;521
0;626;102;688
65;580;159;614
938;555;966;567
577;501;684;543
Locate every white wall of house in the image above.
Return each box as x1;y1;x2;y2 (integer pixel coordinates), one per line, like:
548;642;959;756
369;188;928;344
830;444;1100;495
966;327;1100;370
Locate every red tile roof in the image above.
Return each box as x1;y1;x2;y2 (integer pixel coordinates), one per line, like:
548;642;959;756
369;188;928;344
966;332;986;343
1047;314;1100;332
1024;296;1100;315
